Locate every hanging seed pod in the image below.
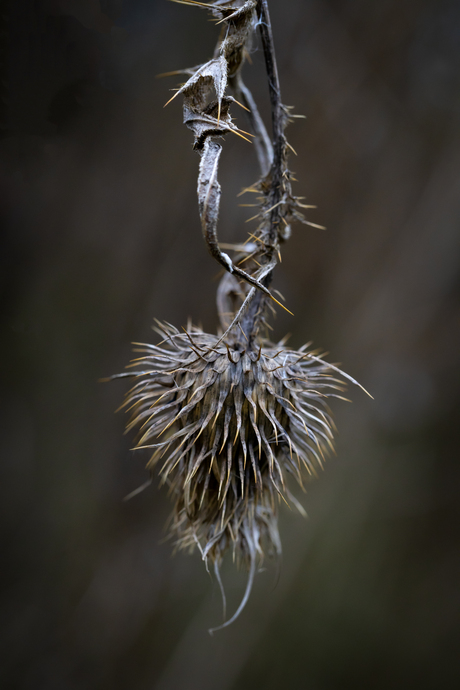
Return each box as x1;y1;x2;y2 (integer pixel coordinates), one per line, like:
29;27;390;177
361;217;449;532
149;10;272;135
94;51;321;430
111;0;368;631
123;323;349;560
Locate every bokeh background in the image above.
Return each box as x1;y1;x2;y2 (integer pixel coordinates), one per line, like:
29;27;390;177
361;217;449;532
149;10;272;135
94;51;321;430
2;0;460;688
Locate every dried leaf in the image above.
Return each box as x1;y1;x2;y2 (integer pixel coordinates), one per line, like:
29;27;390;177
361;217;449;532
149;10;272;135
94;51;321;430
168;55;228;111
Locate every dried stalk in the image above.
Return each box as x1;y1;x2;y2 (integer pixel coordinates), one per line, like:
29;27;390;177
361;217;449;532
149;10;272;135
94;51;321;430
111;0;367;632
167;0;319;348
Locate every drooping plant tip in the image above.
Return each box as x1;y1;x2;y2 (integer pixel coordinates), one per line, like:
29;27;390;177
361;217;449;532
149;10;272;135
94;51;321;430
112;0;365;630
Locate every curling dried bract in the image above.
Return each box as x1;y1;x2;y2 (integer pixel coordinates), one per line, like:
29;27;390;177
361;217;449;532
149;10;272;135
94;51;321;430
122;322;347;566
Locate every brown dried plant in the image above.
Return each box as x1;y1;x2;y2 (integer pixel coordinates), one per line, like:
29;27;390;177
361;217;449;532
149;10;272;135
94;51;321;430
111;0;367;631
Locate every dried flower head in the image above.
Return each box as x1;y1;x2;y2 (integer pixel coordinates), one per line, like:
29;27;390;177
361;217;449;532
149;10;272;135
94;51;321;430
117;322;361;629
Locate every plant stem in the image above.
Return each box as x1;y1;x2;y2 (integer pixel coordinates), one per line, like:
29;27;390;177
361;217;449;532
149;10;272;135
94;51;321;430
241;0;288;346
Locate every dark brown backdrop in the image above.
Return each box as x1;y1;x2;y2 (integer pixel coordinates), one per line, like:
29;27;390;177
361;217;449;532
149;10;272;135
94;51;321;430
1;1;460;688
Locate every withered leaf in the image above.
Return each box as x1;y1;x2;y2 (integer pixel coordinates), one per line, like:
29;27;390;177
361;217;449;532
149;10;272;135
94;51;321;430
170;54;228;110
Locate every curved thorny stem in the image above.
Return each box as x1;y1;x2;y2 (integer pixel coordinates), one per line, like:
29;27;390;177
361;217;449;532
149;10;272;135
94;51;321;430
239;0;290;345
165;0;318;349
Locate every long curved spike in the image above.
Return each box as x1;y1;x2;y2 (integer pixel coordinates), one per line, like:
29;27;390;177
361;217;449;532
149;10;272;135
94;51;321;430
214;560;227;622
208;534;256;634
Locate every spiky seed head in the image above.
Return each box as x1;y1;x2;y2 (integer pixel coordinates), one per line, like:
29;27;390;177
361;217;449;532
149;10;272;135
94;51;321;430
121;321;347;568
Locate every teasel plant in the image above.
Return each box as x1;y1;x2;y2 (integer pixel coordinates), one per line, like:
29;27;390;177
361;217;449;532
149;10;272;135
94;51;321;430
109;0;369;632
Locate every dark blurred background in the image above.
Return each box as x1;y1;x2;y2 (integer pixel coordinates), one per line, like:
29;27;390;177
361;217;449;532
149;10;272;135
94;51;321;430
1;0;460;688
